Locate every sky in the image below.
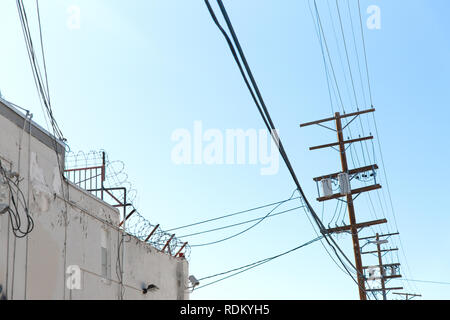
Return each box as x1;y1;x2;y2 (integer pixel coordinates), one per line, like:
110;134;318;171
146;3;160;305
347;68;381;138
1;0;449;300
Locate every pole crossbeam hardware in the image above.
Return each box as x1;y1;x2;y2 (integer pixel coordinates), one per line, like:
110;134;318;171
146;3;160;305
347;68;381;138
313;164;379;182
361;248;399;255
300;109;379;300
300;108;376;128
363;263;400;270
384;275;402;280
317;184;382;202
309;136;373;151
393;293;422;300
359;233;400;241
365;275;402;281
366;287;403;292
323;219;387;235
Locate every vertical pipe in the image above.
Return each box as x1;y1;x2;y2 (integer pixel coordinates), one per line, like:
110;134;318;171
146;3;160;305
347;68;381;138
101;152;105;201
120;189;126;299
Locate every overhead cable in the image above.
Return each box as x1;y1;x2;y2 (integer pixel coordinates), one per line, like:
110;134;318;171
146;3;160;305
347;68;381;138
196;235;324;290
204;0;369;296
167;196;301;232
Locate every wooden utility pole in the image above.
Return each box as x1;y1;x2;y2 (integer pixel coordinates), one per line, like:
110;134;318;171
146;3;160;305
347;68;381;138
335;111;366;300
361;232;403;299
301;108;386;300
376;233;387;300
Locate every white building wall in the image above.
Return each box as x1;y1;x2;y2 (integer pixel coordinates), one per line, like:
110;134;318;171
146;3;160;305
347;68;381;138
0;100;189;300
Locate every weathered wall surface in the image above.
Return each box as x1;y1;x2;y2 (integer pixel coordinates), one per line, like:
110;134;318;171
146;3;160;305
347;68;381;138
0;100;189;300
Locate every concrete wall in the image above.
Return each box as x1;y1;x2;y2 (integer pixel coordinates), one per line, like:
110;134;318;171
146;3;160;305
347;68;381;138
0;100;189;300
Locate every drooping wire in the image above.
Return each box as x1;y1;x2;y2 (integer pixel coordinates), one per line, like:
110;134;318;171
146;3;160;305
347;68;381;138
0;160;34;238
35;0;51;107
17;1;71;298
166;196;300;232
190;189;299;247
180;206;303;239
399;279;450;286
16;0;64;141
195;235;324;290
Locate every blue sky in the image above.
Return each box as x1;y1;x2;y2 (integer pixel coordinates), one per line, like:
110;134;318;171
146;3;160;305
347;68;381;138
1;0;449;300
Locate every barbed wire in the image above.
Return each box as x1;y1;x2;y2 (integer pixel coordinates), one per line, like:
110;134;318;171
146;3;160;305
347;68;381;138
64;150;190;259
126;209;191;258
65;150;138;203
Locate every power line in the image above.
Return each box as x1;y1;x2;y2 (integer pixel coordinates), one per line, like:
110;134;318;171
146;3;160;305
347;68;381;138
36;0;51;106
216;1;372;296
335;0;359;109
312;0;368;179
17;0;72;299
317;0;383;230
310;0;345;112
325;0;353;111
357;0;373;106
321;0;375;178
195;235;324;290
205;0;371;298
190;190;299;247
310;0;374;229
166;195;300;232
306;0;399;299
314;0;417;295
339;0;375;174
356;0;418;294
346;0;367;108
16;0;64;140
399;279;450;286
180;206;303;238
300;202;369;291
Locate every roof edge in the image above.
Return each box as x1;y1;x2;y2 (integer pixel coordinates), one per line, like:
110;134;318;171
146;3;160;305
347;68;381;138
0;97;66;156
